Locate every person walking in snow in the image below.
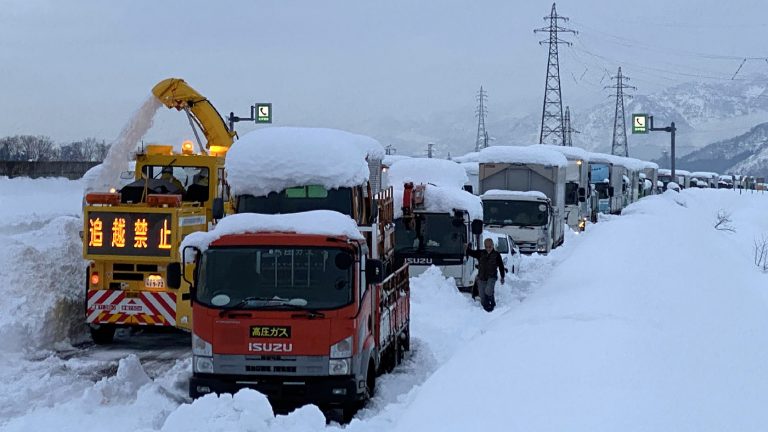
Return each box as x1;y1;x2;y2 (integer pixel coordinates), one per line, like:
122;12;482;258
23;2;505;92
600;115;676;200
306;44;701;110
466;238;505;312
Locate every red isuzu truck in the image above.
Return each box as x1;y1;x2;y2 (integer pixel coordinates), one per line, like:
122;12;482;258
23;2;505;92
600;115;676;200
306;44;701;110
169;209;409;421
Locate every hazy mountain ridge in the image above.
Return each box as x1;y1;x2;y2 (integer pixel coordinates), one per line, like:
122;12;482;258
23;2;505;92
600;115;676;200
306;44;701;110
363;74;768;162
669;122;768;176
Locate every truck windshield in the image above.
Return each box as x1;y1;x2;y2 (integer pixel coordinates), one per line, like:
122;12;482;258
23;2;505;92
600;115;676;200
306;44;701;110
590;164;610;184
594;183;610;199
494;236;509;253
197;247;353;310
124;165;210;203
236;186;353;216
565;182;579;205
482;200;548;227
395;213;466;256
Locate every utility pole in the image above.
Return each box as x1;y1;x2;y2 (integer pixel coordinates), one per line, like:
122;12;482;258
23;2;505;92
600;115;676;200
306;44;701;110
563;106;580;147
534;3;577;146
605;67;635;157
475;86;489;152
385;144;396;155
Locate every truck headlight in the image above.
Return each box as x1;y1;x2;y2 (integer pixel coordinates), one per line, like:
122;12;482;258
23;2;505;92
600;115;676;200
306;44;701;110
192;334;212;356
194;355;214;373
330;336;353;359
329;358;351;375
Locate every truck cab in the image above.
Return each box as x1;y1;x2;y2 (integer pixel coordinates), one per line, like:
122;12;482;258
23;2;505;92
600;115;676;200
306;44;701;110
481;190;553;254
394;204;474;290
179;211;409;422
588;155;622;215
384;158;483;291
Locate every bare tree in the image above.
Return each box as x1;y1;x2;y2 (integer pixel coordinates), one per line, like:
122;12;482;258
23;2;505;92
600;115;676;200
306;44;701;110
755;236;768;271
60;137;109;161
10;135;56;161
714;209;735;232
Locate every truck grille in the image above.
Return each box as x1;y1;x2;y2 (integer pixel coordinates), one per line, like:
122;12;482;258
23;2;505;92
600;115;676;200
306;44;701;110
214;354;328;376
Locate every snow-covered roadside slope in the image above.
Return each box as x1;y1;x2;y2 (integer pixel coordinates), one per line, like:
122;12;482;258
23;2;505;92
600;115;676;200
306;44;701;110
395;189;768;432
0;267;536;432
0;178;86;350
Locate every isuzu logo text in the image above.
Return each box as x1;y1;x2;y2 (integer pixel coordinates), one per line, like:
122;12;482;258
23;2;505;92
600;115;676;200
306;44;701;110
405;257;433;265
248;342;293;353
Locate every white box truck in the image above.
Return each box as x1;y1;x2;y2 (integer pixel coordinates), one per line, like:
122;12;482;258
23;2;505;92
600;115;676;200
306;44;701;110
538;144;591;232
478;146;567;253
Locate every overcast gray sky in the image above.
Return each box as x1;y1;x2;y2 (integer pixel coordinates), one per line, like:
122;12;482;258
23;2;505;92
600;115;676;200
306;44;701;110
1;0;767;146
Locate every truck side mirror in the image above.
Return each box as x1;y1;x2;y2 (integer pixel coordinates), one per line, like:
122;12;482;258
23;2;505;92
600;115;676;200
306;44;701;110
463;185;474;194
470;219;484;236
366;259;385;284
608;186;615;197
167;262;181;289
212;197;224;219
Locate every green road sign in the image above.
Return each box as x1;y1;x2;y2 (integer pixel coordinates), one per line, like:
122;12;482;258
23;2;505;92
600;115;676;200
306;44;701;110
632;113;648;134
255;103;272;123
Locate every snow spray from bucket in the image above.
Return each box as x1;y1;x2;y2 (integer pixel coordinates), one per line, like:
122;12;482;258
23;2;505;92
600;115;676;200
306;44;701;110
83;95;162;194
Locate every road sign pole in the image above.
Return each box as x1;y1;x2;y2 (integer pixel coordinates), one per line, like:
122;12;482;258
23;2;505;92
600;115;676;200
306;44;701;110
670;122;676;180
644;114;677;185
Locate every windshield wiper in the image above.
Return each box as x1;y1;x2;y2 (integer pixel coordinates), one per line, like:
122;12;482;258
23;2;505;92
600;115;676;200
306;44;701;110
259;303;327;319
217;296;292;317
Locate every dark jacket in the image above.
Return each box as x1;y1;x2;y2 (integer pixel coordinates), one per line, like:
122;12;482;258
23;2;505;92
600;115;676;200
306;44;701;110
466;246;505;281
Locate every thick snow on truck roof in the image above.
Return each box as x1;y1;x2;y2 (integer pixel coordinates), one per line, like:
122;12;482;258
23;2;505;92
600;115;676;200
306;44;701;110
452;151;480;163
459;162;479;176
394;185;482;220
691;171;719;178
481;189;549;201
386;158;469;189
659;168;691;176
588;152;656;171
536;144;590;162
180;210;364;257
382;154;411;167
478;145;568;168
225;127;383;197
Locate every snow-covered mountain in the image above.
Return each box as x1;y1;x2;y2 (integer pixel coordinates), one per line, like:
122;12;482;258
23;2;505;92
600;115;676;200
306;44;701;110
668;122;768;176
362;74;768;161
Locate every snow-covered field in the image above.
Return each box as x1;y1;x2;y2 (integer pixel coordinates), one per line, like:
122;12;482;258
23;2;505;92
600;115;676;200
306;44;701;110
2;176;768;431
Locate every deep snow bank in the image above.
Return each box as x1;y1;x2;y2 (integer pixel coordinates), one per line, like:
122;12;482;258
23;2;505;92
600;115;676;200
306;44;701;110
0;178;87;351
394;189;768;432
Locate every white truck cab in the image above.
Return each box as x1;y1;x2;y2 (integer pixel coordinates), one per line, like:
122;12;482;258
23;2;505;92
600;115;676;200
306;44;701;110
482;190;554;254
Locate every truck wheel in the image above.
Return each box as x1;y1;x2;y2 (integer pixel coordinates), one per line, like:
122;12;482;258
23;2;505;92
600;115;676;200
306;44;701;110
89;324;115;345
365;363;376;399
324;406;356;425
401;324;411;352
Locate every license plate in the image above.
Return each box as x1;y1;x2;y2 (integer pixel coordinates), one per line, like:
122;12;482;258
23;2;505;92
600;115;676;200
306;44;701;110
145;276;165;289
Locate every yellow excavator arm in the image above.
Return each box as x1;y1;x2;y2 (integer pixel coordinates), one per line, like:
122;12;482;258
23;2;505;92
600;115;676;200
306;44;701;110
152;78;236;156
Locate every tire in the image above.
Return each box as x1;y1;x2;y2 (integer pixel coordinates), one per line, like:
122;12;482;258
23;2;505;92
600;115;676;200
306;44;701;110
400;324;410;352
89;324;115;345
365;362;376;399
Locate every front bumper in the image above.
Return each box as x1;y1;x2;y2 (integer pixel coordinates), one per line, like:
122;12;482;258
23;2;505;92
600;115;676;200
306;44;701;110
190;373;363;405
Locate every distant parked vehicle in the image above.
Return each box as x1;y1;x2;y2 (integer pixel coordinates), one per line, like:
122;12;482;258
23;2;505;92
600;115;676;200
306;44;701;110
482;230;521;275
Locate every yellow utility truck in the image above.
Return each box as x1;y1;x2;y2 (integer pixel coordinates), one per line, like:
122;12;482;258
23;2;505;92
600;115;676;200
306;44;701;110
83;78;235;343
